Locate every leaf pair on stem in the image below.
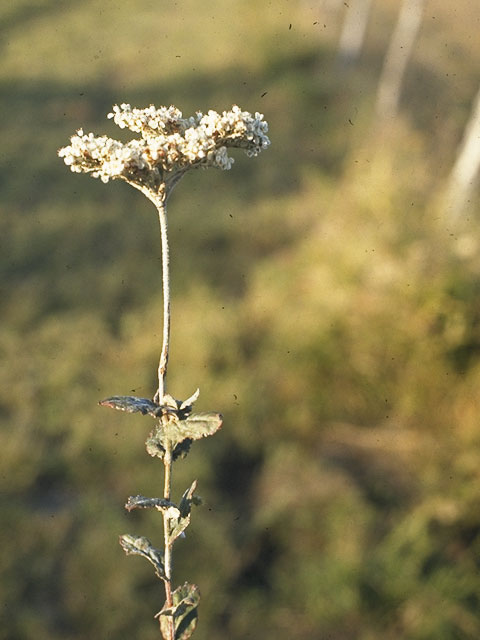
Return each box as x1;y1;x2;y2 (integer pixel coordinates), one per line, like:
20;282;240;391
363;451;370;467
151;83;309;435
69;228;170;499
102;391;222;640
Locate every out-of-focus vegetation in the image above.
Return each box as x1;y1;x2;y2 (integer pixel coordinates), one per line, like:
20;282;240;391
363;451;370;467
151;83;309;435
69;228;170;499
1;1;480;638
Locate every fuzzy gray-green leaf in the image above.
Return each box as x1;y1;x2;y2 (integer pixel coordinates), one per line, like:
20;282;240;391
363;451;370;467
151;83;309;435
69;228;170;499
145;424;192;461
145;428;167;459
145;412;222;462
119;534;165;580
179;388;200;411
157;582;200;640
99;395;162;417
165;412;223;443
125;495;178;513
168;480;198;544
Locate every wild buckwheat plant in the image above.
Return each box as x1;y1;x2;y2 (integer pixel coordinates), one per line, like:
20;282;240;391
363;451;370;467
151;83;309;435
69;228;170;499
59;103;270;639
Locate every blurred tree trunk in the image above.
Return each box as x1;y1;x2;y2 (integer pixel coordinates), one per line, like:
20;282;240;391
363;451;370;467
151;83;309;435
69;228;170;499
374;0;425;121
336;0;374;67
444;85;480;221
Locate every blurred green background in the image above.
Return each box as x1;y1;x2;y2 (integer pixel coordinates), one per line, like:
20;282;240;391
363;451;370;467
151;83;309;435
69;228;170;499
2;1;480;638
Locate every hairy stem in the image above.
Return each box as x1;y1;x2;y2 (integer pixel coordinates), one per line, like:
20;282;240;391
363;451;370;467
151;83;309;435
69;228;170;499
157;190;174;639
155;195;170;404
127;181;171;404
162;444;175;640
130;181;176;638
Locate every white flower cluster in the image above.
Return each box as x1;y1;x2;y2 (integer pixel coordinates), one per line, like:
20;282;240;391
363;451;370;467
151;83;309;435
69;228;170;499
58;104;270;185
58;130;149;183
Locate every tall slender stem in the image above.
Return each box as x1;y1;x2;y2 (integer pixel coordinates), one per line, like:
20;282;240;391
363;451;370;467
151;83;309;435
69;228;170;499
155;195;170;404
128;182;171;404
158;189;175;639
157;191;174;639
134;183;175;639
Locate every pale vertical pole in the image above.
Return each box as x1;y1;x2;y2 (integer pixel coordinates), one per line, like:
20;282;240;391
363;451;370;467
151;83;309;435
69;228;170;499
336;0;374;66
375;0;426;121
444;85;480;221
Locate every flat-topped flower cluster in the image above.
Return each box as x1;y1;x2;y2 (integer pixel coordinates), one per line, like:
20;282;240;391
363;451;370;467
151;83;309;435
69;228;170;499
58;104;270;186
